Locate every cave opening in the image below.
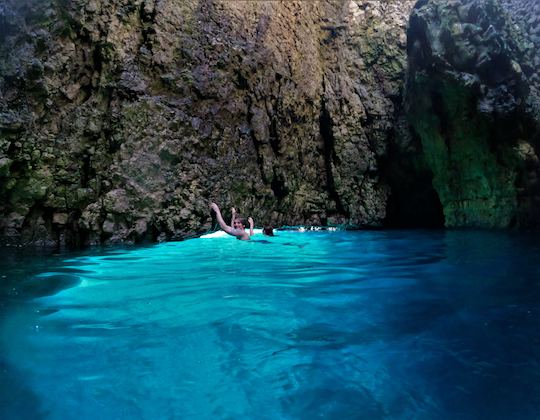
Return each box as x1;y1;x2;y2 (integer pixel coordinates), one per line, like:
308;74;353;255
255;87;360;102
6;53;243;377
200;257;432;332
381;129;445;229
384;178;445;228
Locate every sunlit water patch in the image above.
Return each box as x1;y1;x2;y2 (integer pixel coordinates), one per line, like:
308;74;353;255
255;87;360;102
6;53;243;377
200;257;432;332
1;230;540;419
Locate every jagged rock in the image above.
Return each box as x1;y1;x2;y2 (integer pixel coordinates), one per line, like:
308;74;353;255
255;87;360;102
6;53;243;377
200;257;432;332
1;0;538;247
103;188;130;214
0;0;418;246
117;68;149;98
0;157;12;177
134;218;148;236
52;212;68;225
102;218;115;234
405;0;540;228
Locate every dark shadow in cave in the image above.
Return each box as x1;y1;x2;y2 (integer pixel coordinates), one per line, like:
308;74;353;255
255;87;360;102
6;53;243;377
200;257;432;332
384;179;445;228
319;92;346;216
381;129;445;229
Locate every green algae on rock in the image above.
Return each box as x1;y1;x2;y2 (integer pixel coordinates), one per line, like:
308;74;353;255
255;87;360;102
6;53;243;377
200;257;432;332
406;0;540;229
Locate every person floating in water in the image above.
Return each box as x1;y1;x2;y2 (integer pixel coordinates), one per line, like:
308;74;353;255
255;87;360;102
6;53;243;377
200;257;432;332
263;226;274;236
210;202;253;240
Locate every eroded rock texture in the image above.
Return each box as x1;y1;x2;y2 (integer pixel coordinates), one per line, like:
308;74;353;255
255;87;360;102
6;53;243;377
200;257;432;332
0;0;415;246
406;0;540;228
2;0;539;247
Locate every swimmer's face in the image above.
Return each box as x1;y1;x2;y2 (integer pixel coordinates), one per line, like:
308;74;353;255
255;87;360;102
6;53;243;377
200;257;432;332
233;218;245;230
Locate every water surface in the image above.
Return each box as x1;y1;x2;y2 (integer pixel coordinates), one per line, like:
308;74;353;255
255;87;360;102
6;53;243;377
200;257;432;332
1;230;539;419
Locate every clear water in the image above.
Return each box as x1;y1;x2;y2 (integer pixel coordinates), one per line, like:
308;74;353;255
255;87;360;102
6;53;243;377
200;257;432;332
1;230;540;419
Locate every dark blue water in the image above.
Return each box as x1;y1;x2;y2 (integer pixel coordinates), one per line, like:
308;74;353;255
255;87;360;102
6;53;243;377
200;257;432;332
1;230;539;419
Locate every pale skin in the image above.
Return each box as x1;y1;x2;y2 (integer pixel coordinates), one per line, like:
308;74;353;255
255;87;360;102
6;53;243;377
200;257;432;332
230;207;236;229
210;202;254;240
231;207;254;237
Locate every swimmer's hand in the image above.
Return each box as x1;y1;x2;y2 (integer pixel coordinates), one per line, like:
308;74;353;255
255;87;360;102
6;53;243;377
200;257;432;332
210;202;219;212
248;216;254;236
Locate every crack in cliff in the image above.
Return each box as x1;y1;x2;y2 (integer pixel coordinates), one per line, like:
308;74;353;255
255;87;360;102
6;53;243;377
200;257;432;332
138;0;157;63
320;78;345;215
264;98;280;157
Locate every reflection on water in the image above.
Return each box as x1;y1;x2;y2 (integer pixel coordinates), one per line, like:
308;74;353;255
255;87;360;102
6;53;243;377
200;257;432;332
1;230;539;419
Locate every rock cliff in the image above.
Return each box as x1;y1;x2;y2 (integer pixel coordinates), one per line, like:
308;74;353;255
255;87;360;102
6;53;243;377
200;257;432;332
405;0;540;228
0;0;415;246
1;0;538;247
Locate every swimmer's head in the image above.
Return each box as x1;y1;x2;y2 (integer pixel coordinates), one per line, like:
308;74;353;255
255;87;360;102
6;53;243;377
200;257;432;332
233;217;246;230
263;226;274;236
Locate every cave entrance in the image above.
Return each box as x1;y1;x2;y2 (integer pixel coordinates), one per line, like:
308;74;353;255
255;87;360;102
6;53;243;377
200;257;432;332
381;136;445;229
384;177;445;228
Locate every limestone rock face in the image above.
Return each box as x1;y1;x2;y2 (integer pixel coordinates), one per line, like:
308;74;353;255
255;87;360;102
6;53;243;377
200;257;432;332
3;0;538;246
405;0;540;228
0;0;415;246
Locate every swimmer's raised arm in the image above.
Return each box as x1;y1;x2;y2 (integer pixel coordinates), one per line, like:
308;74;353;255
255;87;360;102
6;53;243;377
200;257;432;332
210;202;246;239
248;217;254;236
230;207;236;227
210;202;233;234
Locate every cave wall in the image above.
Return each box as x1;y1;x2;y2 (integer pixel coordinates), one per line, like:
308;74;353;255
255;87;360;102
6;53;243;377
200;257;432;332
405;0;540;228
2;0;539;247
0;0;416;246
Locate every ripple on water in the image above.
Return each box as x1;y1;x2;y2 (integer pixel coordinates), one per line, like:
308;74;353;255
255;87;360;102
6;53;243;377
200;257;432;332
1;230;540;419
16;273;81;298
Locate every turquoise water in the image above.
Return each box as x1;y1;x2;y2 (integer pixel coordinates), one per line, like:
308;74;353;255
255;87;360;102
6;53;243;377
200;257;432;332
1;230;540;419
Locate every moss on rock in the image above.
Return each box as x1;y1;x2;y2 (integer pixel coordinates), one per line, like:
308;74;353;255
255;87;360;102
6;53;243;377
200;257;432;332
406;0;540;228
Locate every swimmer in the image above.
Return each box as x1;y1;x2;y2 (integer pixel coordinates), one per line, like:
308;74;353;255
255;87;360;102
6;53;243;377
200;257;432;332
263;225;274;236
210;202;253;240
